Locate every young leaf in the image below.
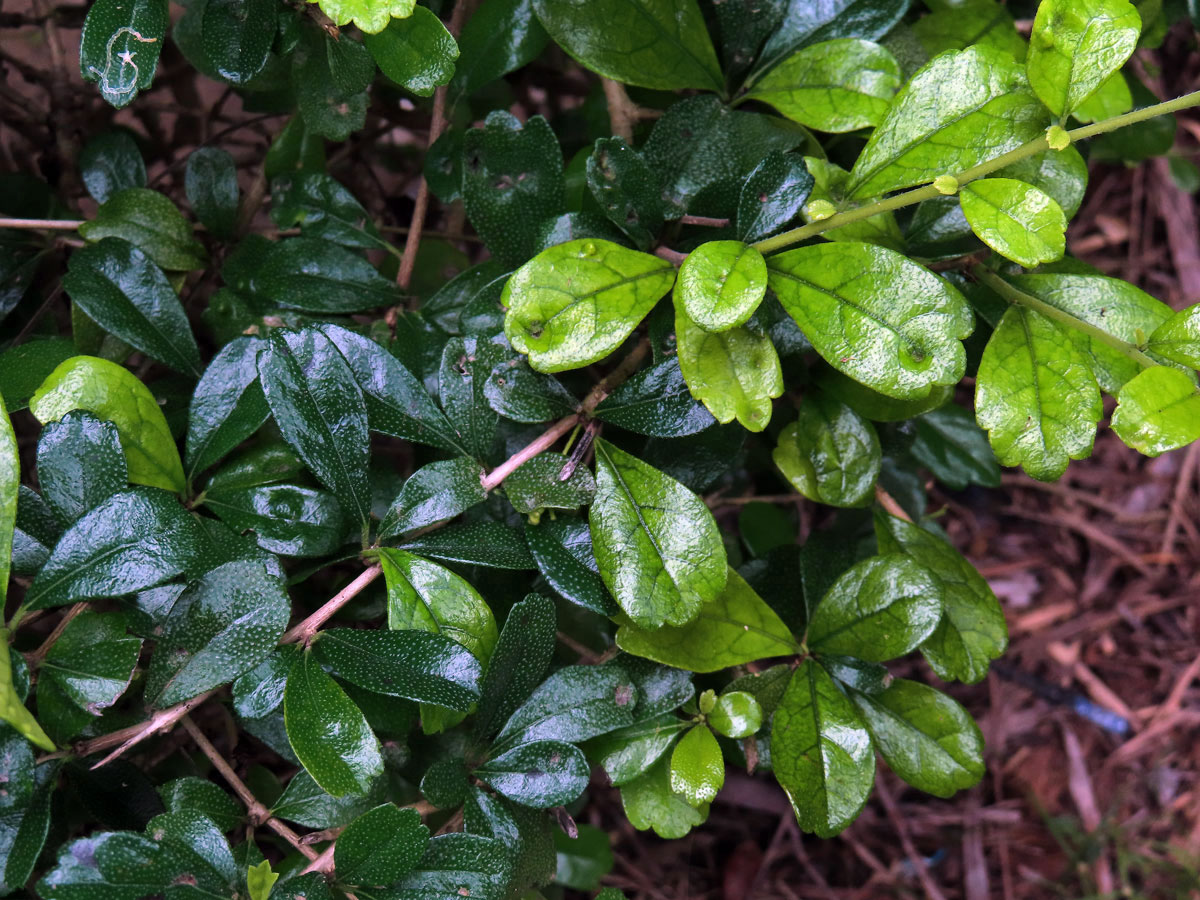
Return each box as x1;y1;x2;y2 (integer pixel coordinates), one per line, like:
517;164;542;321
768;242;973;400
503;239;676;373
200;0;275;85
1026;0;1142;118
736;151;813;244
909;403;1002;491
476;740;590;808
30;356;185;494
773;393;881;507
746;38;901;133
25;488;198;611
1148;303;1200;368
531;0;722;92
849;679;984;798
524;515;617;616
203;483;350;558
79;130;146;205
975;306;1102;481
79;0;168;108
771;658;874;838
461;113;564;268
619;755;708;839
615;567;798;672
318;324;463;453
503;453;596;515
492;665;638;753
960;178;1067;267
675;307;783;432
185;147;239;239
0;636;54;751
438;336;505;459
313;628;483;711
36;411;127;526
590;439;727;628
246;238;400;313
709;691;763;739
308;0;414;33
146;560;290;707
79;189;207;272
1111;366;1200;456
400;521;535;570
677;241;768;333
807;555;941;661
380;548;499;666
364;7;459;97
258;329;372;528
379;457;486;539
874;511;1007;684
247;859;278;900
334;804;429;888
846;46;1047;200
63;238;202;376
473;594;556;741
284;649;383;797
669;725;723;807
185;336;269;479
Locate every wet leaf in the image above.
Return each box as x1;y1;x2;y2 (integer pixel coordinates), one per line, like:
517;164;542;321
334;804;429;887
476;740;590;808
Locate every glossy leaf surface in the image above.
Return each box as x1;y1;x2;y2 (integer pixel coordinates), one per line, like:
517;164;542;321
960;178;1066;267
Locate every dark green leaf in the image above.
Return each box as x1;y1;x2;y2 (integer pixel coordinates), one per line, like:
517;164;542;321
473;594;556;742
736;151;813;244
476;740;589;808
185;337;268;480
503;453;595;515
0;731;55;894
159;778;243;832
438;337;506;459
421;757;470;810
590;439;726;628
401;521;535;570
25;488;197;612
200;0;275;84
380;457;486;539
38;832;173;899
849;678;984;797
246;238;399;313
771;658;874;837
79;189;206;272
364;7;459;97
594;358;715;438
462;113;564;268
909;403;1001;490
146;808;238;896
145;560;289;707
772;393;881;507
586;137;666;248
284;649;383;797
524;515;616;615
63;238;202;376
36;410;127;527
0;339;77;413
38;610;140;739
204;482;349;558
532;0;722;91
185;147;239;240
391;833;512;900
807;554;942;661
271;770;385;829
313;628;483;711
79;131;146;204
12;487;57;577
484;357;577;424
449;0;547;102
553;824;613;892
754;0;909;77
586;712;688;786
269;873;333;900
818;654;890;695
292;26;369;141
269;173;384;250
335;804;429;888
259;328;372;528
493;665;638;753
204;443;305;494
79;0;167;108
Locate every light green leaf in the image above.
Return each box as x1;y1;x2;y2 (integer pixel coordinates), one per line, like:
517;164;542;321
30;355;185;494
771;658;873;838
1026;0;1142;118
997;144;1089;218
677;241;767;333
808;555;943;661
284;649;383;797
79;188;207;271
0;635;53;751
773;392;881;507
675;306;782;432
0;392;16;608
874;511;1007;683
911;0;1027;61
1008;273;1175;393
79;0;167;108
363;6;459;96
1148;303;1200;368
503;239;676;373
669;725;723;807
248;860;278;900
768;242;973;401
1073;70;1133;123
709;691;762;739
801;157;903;248
849;678;984;798
975;306;1102;481
847;46;1048;200
1111;366;1200;456
379;548;498;667
620;755;708;839
586;713;689;786
590;439;726;628
531;0;723;92
746;38;901;133
960;178;1067;267
307;0;414;34
615;567;798;672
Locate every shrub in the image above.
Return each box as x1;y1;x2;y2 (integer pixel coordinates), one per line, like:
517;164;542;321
0;0;1197;896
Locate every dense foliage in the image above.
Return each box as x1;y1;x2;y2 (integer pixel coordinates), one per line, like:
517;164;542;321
1;0;1199;896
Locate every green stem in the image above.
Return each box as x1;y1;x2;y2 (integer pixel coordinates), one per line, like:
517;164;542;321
973;267;1159;369
752;88;1200;256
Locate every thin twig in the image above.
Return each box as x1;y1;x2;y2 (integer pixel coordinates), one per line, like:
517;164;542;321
281;564;384;645
0;217;83;231
875;484;914;522
181;716;320;862
25;602;86;671
874;777;950;900
601;78;637;141
679;214;730;228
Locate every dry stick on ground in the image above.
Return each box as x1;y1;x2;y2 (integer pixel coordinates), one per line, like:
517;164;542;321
873;777;951;900
180;716;320;863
